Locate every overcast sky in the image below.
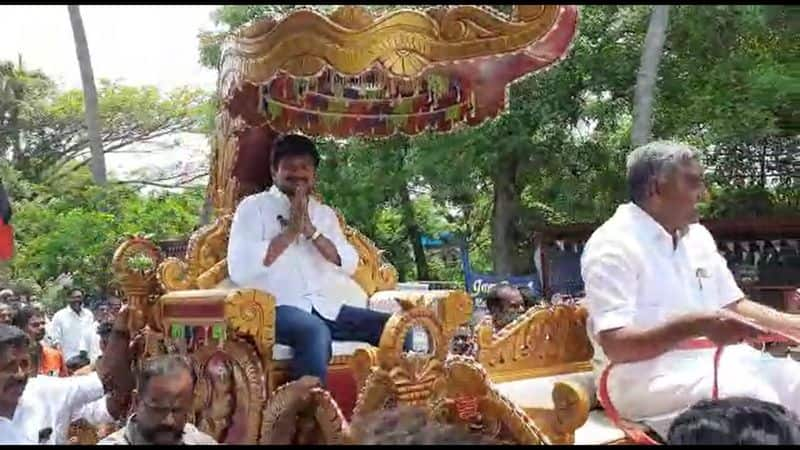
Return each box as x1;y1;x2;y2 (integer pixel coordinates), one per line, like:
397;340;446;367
0;4;219;91
0;5;222;184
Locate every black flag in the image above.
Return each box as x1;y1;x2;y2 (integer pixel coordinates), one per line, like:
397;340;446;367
0;180;13;260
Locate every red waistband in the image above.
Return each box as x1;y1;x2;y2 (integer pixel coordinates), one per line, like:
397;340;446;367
674;337;716;351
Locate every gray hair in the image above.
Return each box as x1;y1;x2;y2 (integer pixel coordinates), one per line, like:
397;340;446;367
626;140;699;204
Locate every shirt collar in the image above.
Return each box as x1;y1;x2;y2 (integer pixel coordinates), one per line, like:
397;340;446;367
624;202;689;246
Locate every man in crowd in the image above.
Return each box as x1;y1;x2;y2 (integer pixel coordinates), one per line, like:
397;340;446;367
48;288;96;361
228;134;398;386
0;303;13;326
12;305;66;377
0;305;137;443
485;284;527;332
99;354;215;445
582;141;800;438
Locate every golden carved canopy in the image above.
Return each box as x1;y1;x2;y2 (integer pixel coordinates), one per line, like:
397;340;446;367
209;4;579;214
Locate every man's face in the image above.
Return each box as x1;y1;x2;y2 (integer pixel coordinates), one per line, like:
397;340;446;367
25;315;46;342
655;159;707;226
68;291;83;313
492;287;526;328
106;297;122;321
136;371;194;445
272;154;316;197
96;305;110;323
0;306;12;325
0;344;30;413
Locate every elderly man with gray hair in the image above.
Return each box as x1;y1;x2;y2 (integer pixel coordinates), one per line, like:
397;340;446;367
581;141;800;441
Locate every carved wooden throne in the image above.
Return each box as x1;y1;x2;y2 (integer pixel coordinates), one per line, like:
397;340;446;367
349;298;570;444
112;215;472;444
474;303;630;444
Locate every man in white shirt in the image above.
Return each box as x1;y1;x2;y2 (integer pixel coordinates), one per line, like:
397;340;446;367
582;141;800;438
48;288;96;360
228;134;398;386
0;307;138;444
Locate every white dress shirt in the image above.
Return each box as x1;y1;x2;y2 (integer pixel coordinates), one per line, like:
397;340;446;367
581;203;746;434
228;186;360;321
48;306;96;360
11;372;106;444
72;396;113;426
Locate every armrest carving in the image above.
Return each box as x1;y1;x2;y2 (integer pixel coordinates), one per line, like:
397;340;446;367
523;380;591;444
476;305;594;381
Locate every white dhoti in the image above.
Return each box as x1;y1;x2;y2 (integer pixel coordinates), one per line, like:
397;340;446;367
608;344;800;439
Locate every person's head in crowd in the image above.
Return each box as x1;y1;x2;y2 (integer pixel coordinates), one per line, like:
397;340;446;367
485;284;526;331
95;302;110;323
67;289;84;314
352;406;499;444
0;303;13;325
451;326;475;356
65;352;91;375
518;285;547;309
0;324;30;418
12;304;47;345
105;296;122;322
667;397;800;445
133;355;196;445
97;321;113;354
0;289;14;304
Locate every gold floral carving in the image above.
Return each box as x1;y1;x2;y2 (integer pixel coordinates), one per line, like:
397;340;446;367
475;305;594;382
523;380;592;444
223;289;276;361
429;356;548;444
351;301;548;444
260;381;350;445
112;236;162;332
190;338;266;444
158;214;232;292
222;5;562;80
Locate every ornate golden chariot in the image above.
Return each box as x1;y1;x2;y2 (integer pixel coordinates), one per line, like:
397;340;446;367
109;4;609;445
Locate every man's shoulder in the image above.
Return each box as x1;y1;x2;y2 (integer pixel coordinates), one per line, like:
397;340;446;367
183;423;218;444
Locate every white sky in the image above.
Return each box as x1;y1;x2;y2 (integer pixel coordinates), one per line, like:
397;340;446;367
0;4;219;91
0;5;222;186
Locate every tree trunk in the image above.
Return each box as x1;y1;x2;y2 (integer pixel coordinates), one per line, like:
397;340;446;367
631;5;670;148
68;5;107;185
491;156;521;277
198;190;214;226
399;181;430;281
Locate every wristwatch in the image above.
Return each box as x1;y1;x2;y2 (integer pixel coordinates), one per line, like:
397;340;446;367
310;230;322;241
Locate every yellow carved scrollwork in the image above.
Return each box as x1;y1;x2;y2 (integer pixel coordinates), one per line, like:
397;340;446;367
223;289;276;360
112;236;162;332
475;305;594;382
158;215;232;292
190;338;266;444
223;5;563;80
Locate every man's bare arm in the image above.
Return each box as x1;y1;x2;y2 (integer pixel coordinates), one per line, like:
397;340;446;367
598;310;760;364
309;234;341;266
597;314;705;364
726;298;800;332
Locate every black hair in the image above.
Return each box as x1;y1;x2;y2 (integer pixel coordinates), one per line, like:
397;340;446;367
484;283;515;312
271;134;320;171
667;397;800;445
0;324;29;354
66;353;91;372
11;304;43;329
97;321;113;337
137;354;196;394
